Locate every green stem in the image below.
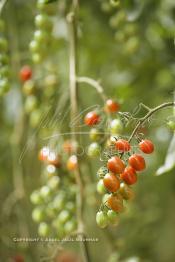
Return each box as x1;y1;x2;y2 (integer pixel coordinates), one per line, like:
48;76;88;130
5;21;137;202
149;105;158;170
67;2;90;262
128;102;175;142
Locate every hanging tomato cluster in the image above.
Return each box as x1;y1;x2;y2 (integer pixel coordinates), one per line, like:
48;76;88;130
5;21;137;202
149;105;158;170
0;19;10;96
84;99;155;228
29;0;56;64
30;141;79;238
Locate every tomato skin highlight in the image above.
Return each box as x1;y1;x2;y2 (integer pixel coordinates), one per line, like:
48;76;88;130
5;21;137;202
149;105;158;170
107;156;125;174
103;173;120;192
105;99;120;113
107;194;124;212
139;139;154;154
129;154;146;171
120;166;137;185
115;139;131;152
20;65;32;82
84;111;100;126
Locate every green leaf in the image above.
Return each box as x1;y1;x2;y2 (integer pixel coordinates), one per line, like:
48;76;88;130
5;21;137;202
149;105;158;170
156;134;175;176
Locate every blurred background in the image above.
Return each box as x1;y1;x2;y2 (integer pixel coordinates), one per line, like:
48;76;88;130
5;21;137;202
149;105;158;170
0;0;175;261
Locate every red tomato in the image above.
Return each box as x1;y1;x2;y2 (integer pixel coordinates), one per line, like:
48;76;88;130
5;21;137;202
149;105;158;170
139;139;154;154
20;65;32;81
84;111;100;126
67;155;78;171
107;156;125;174
115;139;131;152
129;154;146;171
107;194;124;212
105;99;120;113
120;166;137;185
103;173;120;192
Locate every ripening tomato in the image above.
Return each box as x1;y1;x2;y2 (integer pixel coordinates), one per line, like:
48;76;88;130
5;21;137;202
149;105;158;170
105;99;120;113
67;155;78;171
107;194;124;212
63;140;77;154
103;173;120;192
120;167;137;185
38;146;50;162
115;139;131;152
47;152;61;167
129;154;146;171
139;139;154;154
119;182;135;200
20;65;32;82
84;111;100;126
107;156;125;174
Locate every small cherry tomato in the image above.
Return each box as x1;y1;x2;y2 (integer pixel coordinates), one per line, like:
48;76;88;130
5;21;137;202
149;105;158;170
38;222;50;237
107;156;125;174
20;65;32;82
47;152;61;167
129;154;146;171
38;146;50;162
119;182;135;200
84;111;100;126
115;139;131;152
107;210;119;225
107;194;124;212
103;173;120;192
105;99;120;113
139;139;154;154
96;211;109;228
87;142;101;158
109;119;123;134
97;179;107;194
89;128;103;141
120;167;137;185
67;155;78;171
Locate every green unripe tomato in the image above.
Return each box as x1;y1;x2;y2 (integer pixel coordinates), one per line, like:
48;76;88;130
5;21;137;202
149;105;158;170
107;210;119;225
40;185;52;200
58;210;70;224
47;176;60;190
0;37;8;51
29;109;42;128
30;190;43;205
29;40;40;53
53;194;65;211
167;120;175;131
46;202;56;218
89;128;103;141
0;19;5;32
97;166;108;179
0;79;10;95
65;202;76;213
102;193;110;204
96;211;109;228
87;142;101;158
64;220;77;234
0;66;9;78
34;30;49;43
109;119;123;134
38;222;50;237
0;54;9;65
35;14;52;31
45;164;57;177
97;179;107;194
37;0;56;15
32;206;45;222
22;80;35;95
24;95;38;113
32;53;43;64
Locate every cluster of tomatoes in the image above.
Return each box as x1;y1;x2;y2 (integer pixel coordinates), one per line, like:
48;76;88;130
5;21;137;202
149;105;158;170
84;99;155;228
29;0;56;64
0;19;10;96
30;140;79;238
20;65;58;128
